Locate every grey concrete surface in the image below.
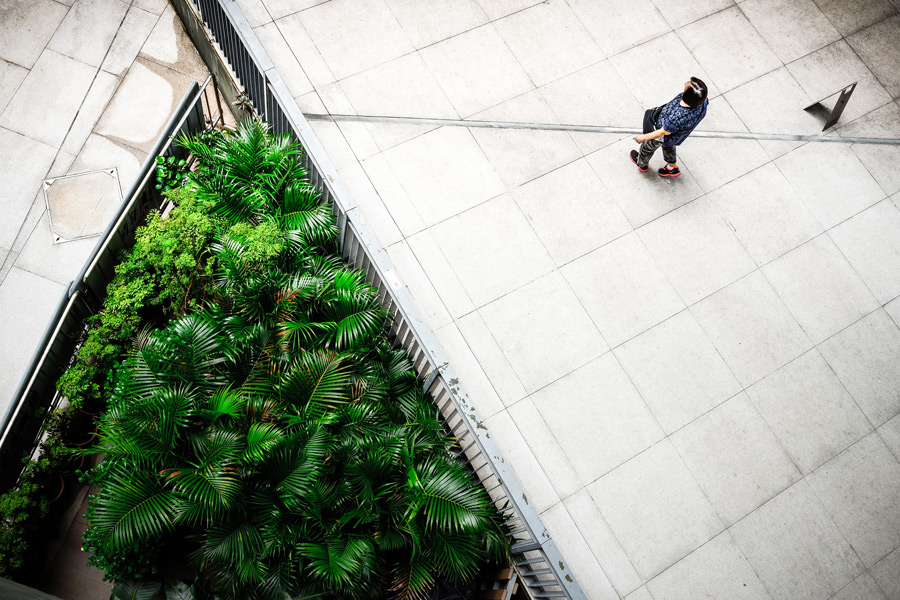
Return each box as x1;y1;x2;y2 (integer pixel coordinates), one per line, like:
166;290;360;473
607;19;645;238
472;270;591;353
234;0;900;598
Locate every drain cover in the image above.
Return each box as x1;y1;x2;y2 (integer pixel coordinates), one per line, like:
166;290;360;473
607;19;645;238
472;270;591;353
43;169;121;244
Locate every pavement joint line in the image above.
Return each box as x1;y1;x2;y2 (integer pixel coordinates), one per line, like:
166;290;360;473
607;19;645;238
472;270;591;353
304;113;900;146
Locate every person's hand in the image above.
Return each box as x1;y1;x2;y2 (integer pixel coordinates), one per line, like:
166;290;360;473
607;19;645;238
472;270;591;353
633;134;646;143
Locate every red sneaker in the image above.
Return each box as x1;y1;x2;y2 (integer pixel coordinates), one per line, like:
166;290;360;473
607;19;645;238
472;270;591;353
630;150;648;172
659;164;681;177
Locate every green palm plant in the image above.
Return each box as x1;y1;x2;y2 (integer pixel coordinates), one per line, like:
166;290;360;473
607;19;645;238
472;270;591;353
83;121;510;600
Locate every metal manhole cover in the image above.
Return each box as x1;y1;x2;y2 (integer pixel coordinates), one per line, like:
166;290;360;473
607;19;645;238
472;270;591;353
42;168;122;244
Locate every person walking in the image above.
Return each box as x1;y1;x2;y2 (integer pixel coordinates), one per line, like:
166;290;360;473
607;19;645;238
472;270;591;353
631;77;709;177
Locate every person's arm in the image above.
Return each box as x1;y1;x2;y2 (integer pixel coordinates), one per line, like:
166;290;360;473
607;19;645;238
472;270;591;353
633;127;670;144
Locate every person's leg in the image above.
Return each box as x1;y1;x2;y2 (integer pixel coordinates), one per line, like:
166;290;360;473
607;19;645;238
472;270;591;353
636;137;663;168
659;145;681;177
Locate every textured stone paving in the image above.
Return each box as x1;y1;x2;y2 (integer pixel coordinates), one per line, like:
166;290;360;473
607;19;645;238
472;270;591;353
235;0;900;598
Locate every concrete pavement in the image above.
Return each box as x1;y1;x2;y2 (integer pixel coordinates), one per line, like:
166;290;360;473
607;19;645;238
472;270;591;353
232;0;900;598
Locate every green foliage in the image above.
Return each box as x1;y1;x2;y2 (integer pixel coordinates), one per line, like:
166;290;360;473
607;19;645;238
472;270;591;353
82;120;511;600
0;474;49;578
155;155;188;194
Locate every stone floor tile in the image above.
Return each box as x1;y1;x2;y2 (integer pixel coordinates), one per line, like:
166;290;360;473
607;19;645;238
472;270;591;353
615;310;741;434
847;16;900;100
562;232;685;348
479;271;606;393
430;195;554;308
739;0;840;63
691;271;812;387
678;7;782;93
839;101;900;198
48;0;129;68
274;14;335;88
361;154;425;237
508;398;582;498
483;411;560;513
234;0;273;28
832;572;888;600
829;200;900;304
563;490;643;597
47;151;76;179
762;235;879;343
611;32;720;109
0;267;65;414
709;163;823;266
540;503;620;600
138;5;208;82
588;439;723;580
775;141;886;229
540;62;642;155
133;0;168;15
813;0;896;36
0;49;96;148
512;157;631;267
626;588;654;600
456;310;526;406
747;349;872;475
60;70;120;157
433;323;505;419
470;92;581;190
340;53;457;120
567;0;670;57
68;134;142;194
646;531;773;600
872;547;900;600
0;0;69;69
586;138;703;227
888;296;900;329
337;163;402;248
100;5;158;77
384;0;488;48
263;0;327;20
672;394;802;525
252;22;314;99
94;58;195;154
648;0;734;30
679;133;770;195
419;24;533;118
298;0;413;80
294;90;326;115
0;59;28;116
473;0;543;21
0;128;57;249
381;126;505;228
308;121;357;171
638;196;756;304
385;241;452;332
819;309;900;427
787;40;894;126
730;480;864;600
532;354;663;486
494;0;603;87
725;68;822;144
808;433;900;567
405;229;475;318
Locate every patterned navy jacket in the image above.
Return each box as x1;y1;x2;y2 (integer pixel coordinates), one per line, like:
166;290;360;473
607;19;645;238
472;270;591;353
656;93;708;148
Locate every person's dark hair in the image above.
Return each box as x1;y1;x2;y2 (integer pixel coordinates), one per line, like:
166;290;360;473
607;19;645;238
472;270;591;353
683;77;708;108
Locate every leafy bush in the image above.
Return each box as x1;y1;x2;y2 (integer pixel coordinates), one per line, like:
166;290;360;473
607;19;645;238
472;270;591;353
0;476;49;578
80;121;511;599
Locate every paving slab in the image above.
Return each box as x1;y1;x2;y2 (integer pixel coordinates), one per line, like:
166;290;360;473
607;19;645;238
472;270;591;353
0;267;65;417
839;101;900;197
818;308;900;427
832;572;888;600
847;15;900;100
532;354;663;486
562;233;685;348
252;22;313;98
614;309;741;435
730;480;863;600
479;271;605;393
588;439;723;581
384;0;488;48
0;0;69;69
813;0;896;36
47;0;129;68
567;0;670;57
456;310;526;406
0;128;58;249
648;0;733;30
739;0;840;64
101;5;158;76
60;70;122;156
139;4;209;82
0;49;97;148
0;59;28;115
508;398;582;498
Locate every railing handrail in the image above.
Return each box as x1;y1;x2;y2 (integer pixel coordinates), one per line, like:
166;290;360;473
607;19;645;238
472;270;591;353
177;3;588;600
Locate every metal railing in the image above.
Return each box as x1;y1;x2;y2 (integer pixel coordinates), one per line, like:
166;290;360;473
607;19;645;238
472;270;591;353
170;2;587;599
0;78;219;490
